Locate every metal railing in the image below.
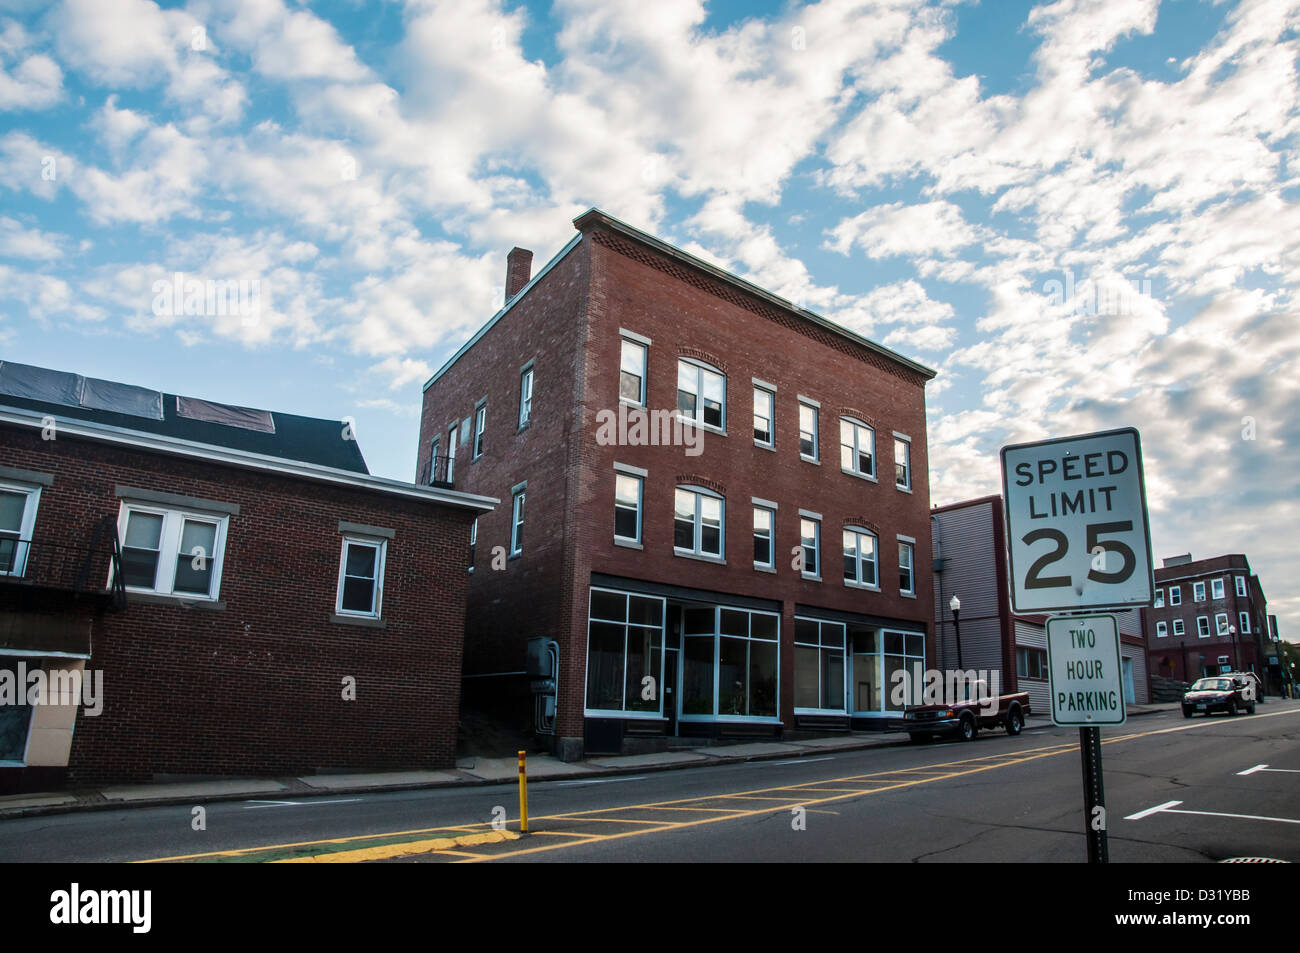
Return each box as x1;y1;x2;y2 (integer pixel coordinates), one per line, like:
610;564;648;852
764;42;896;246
417;454;455;488
0;516;126;610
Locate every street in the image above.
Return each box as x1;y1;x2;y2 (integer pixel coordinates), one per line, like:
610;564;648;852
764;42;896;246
3;702;1298;863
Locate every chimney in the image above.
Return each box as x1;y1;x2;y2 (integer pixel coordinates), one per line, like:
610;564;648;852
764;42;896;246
505;247;533;302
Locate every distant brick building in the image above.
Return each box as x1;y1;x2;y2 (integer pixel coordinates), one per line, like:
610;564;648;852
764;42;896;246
0;361;493;792
419;209;937;760
1142;553;1277;691
931;495;1150;714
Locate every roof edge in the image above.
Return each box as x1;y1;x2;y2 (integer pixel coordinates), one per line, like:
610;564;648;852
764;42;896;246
0;406;498;512
572;208;938;382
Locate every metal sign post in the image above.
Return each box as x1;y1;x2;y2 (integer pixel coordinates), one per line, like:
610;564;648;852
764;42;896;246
1003;429;1153;864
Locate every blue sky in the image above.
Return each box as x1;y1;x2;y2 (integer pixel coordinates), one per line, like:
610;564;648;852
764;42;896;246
1;0;1298;638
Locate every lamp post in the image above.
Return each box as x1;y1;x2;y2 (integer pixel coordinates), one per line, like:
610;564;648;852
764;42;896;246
950;595;963;672
1228;623;1239;672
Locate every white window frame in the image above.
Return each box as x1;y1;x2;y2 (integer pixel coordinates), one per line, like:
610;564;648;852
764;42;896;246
115;502;229;601
510;486;526;556
614;471;643;545
799;514;821;580
1235;575;1247;598
1169;586;1182;606
676;358;726;432
446;422;458;483
1153;588;1164;608
798;400;819;463
1211;578;1225;600
519;364;534;429
674;486;724;560
793;616;848;715
472;404;486;459
1193;580;1206;602
893;432;912;491
752;504;775;570
1173;618;1185;636
1239;611;1250;634
753;385;775;448
840;417;876;480
1215;612;1230;636
335;534;387;619
469;517;477;572
1196;615;1210;638
898;537;915;595
1156;620;1168;638
843;526;879;589
584;586;667;719
0;481;42;578
620;337;648;407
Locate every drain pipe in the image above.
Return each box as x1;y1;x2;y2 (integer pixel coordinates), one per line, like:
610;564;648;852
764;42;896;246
932;513;945;672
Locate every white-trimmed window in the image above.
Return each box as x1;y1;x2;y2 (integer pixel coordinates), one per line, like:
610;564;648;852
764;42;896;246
473;404;486;459
799;515;820;579
1153;588;1164;608
753;386;774;447
336;535;386;618
753;505;774;570
799;401;818;461
469;518;477;571
1211;578;1225;600
1239;612;1250;634
614;473;643;544
620;337;647;406
1235;576;1247;598
446;423;458;483
1156;620;1168;638
1215;613;1230;636
1193;581;1206;602
1173;618;1185;636
1196;615;1210;638
679;605;780;720
674;486;723;559
428;435;441;484
118;504;228;600
586;588;665;716
510;486;525;555
840;418;875;479
677;359;725;430
0;482;41;577
843;527;878;588
894;434;911;490
794;617;846;713
1169;585;1182;606
519;364;534;428
898;539;915;595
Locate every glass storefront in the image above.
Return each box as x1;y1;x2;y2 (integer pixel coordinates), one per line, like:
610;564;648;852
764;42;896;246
585;588;666;717
679;604;779;721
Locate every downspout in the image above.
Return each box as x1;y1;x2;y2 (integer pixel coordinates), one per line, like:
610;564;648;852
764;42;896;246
931;513;945;672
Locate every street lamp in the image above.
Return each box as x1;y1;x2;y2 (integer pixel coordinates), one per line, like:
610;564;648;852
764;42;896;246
1228;624;1239;671
950;595;964;673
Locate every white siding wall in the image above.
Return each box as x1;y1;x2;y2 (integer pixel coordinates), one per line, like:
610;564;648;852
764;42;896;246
932;501;1007;689
1014;619;1051;715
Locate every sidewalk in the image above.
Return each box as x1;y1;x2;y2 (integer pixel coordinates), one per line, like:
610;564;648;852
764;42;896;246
0;702;1178;820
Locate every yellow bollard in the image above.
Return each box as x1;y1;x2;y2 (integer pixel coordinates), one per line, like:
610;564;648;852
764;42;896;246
517;749;529;834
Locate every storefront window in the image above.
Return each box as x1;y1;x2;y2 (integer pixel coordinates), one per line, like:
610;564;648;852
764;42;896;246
849;626;925;714
794;618;847;712
678;605;780;719
585;588;665;715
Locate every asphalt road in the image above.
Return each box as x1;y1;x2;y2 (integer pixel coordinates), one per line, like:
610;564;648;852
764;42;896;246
4;702;1299;863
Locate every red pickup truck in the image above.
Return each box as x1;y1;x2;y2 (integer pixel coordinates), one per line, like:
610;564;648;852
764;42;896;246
903;689;1031;743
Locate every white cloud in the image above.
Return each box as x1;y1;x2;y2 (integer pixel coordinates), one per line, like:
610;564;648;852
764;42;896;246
826;201;980;258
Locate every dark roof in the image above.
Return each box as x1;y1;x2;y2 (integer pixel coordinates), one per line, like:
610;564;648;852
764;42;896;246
0;360;368;474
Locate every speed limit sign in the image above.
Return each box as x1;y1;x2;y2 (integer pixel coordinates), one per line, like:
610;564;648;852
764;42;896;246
1000;428;1154;614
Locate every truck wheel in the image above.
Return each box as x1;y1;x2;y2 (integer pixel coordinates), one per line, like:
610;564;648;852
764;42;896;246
958;714;976;742
1005;706;1023;736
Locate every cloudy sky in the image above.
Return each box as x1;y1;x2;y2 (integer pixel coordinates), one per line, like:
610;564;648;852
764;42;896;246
1;0;1297;638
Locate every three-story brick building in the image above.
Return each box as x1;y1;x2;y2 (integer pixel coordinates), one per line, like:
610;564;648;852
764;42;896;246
419;209;937;760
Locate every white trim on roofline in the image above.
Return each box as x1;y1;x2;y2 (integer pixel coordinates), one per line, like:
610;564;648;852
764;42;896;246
0;407;498;513
423;233;585;392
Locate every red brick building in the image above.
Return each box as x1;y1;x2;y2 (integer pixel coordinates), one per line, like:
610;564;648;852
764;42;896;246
1143;553;1276;691
0;361;493;792
419;209;937;760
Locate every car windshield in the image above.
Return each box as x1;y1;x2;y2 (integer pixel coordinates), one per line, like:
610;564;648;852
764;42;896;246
1191;678;1234;692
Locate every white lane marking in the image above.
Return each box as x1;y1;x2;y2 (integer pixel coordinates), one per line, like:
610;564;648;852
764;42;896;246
751;757;835;767
553;776;648;787
1125;800;1300;825
1125;800;1183;821
1237;764;1300;775
242;798;363;809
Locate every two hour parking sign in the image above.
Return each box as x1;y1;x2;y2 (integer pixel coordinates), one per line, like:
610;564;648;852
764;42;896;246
1000;428;1154;614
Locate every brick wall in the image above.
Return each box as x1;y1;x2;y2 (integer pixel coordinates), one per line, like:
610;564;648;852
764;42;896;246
1;424;475;784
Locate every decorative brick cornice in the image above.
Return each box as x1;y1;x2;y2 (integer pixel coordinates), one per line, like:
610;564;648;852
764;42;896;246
590;228;930;387
676;474;726;496
678;346;726;371
839;407;876;427
844;516;882;534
